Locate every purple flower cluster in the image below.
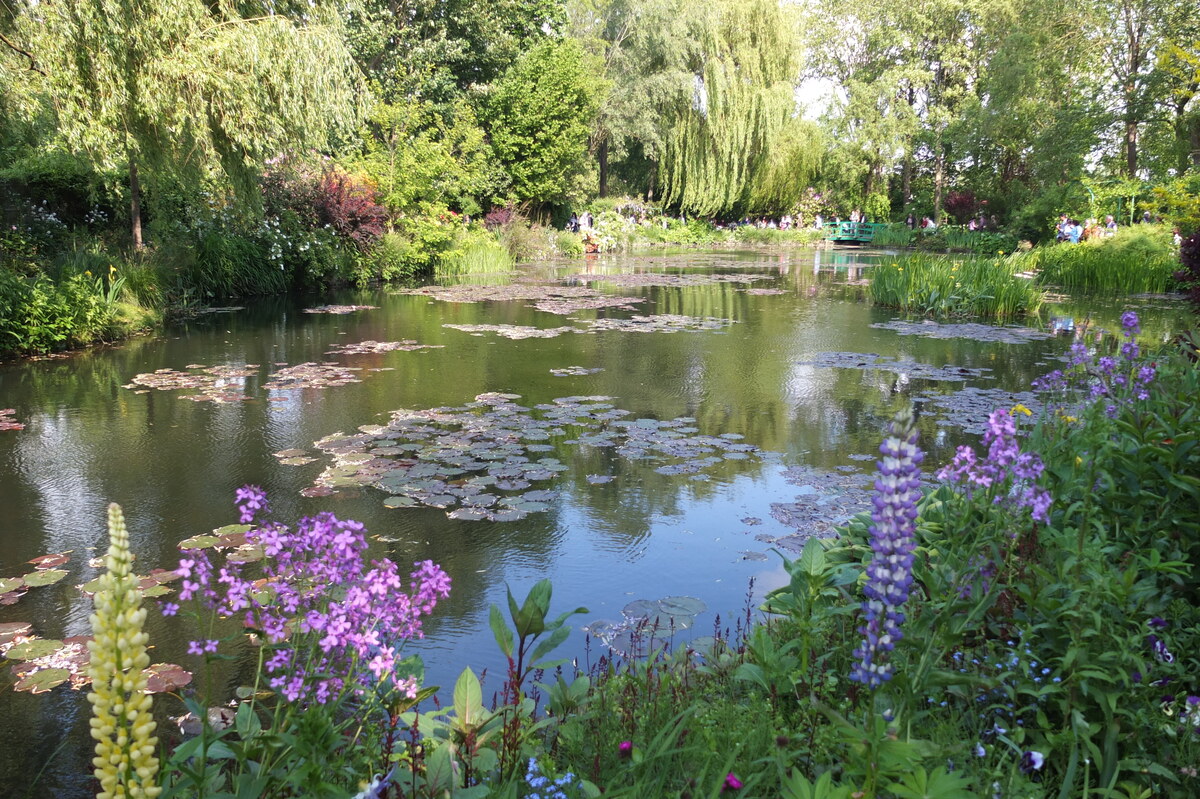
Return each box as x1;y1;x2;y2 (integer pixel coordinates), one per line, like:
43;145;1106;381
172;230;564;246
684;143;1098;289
850;410;923;689
172;486;450;705
1032;311;1155;412
938;409;1052;524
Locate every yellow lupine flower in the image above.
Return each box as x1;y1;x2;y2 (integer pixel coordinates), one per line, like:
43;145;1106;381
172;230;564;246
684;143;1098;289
87;503;161;799
1010;404;1032;417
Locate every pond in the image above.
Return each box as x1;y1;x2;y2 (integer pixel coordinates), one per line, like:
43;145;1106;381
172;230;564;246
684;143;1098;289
0;247;1192;797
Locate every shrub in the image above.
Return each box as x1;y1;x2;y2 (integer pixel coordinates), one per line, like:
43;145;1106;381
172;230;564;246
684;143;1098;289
1177;229;1200;310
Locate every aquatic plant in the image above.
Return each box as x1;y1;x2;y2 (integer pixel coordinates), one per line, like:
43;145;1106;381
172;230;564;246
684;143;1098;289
87;503;160;799
868;253;1043;318
1029;226;1178;295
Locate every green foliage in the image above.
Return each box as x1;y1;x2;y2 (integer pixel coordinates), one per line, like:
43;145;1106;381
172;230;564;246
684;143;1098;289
482;39;601;204
436;228;515;277
869;253;1044;318
0;268;115;355
1149;174;1200;235
1029;226;1180;294
354;101;500;217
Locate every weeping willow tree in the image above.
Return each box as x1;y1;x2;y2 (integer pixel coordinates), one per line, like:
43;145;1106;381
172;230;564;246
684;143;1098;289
658;0;800;216
3;0;365;247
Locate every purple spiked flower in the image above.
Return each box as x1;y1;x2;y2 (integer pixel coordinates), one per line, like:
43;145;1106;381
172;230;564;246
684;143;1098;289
850;409;923;689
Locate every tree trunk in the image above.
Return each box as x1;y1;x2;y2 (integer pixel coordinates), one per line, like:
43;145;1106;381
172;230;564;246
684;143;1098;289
1190;115;1200;168
598;137;609;198
646;161;656;203
1125;117;1138;178
933;141;946;224
129;157;143;250
901;151;913;204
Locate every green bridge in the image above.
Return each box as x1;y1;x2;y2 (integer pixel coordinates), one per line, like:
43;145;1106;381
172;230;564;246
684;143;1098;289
823;222;889;243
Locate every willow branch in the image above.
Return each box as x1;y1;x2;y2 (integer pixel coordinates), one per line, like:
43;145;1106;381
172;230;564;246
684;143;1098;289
0;30;45;76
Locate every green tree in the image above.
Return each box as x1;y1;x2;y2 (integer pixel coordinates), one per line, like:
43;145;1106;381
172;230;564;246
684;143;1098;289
481;38;601;204
3;0;364;247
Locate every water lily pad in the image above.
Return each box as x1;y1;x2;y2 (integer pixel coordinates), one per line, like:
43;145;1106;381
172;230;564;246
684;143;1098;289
550;366;605;377
586;474;615;484
0;409;25;431
657;596;706;616
280;456;316;466
0;577;23;594
447;508;490;521
302;304;377;314
797;352;992;383
871;319;1052;344
12;667;70;693
178;534;220;550
28;552;71;569
22;569;67;588
140;584;175;598
144;662;193;693
1;589;28;605
5;638;63;661
326;340;444;355
383;496;418;509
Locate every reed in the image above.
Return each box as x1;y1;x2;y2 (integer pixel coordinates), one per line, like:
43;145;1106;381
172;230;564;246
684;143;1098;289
1029;227;1178;295
869;252;1043;319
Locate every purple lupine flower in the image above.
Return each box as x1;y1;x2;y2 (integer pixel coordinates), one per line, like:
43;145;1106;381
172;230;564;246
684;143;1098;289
1020;751;1045;774
850;409;923;689
940;408;1050;524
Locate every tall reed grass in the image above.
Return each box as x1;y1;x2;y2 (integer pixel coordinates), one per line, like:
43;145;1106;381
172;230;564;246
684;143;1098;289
1029;227;1178;295
869;253;1043;318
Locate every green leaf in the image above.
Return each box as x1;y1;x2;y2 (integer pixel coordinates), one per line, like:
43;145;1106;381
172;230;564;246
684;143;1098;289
453;667;484;726
489;604;513;658
529;624;572;664
22;569;68;587
13;667;70;693
5;638;63;660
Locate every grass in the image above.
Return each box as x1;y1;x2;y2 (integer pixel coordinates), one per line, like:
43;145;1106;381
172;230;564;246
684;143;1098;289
1028;226;1179;295
869;252;1043;318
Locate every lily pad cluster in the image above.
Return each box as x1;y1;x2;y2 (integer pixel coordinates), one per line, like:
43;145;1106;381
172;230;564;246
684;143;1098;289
0;409;23;431
123;364;258;403
797;352;992;382
263;362;363;391
568;273;770;288
301;304;378;314
325;340;444;355
398;283;645;316
550;366;604;377
584;595;707;659
1;624;190;695
738;288;788;295
444;324;579;339
273;448;317;466
307;392;761;520
871;320;1053;344
768;465;876;546
914;387;1042;435
444;314;736;340
1;551;71;606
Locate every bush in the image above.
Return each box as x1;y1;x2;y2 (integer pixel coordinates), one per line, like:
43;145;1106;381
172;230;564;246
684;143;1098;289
0;268;115;355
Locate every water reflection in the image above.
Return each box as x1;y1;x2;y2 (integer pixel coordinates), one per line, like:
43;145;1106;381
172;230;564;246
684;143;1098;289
0;248;1193;797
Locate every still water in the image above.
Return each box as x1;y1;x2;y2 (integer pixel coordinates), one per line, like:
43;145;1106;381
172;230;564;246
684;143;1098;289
0;248;1190;796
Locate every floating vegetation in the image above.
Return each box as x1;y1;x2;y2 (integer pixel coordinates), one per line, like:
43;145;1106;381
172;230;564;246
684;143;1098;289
273;448;317;466
797;352;992;382
309;393;760;520
584;595;707;659
445;315;735;339
568;273;769;288
123;364;257;402
551;366;604;377
0;409;24;431
914;387;1042;435
302;304;377;314
397;283;646;315
325;340;444;356
871;320;1052;344
0;621;190;695
532;296;643;315
738;288;787;295
444;324;579;339
586;474;615;484
263;363;363;391
769;465;875;544
192;306;245;315
584;315;734;334
0;552;73;606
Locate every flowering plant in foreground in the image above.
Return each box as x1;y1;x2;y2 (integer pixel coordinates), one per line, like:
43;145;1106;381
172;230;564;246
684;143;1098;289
173;486;451;704
1032;310;1156;416
88;503;160;799
850;408;923;689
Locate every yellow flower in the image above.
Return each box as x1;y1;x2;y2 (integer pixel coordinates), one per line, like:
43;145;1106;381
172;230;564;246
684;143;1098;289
1075;456;1083;466
998;250;1005;255
87;503;161;799
1010;404;1032;416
